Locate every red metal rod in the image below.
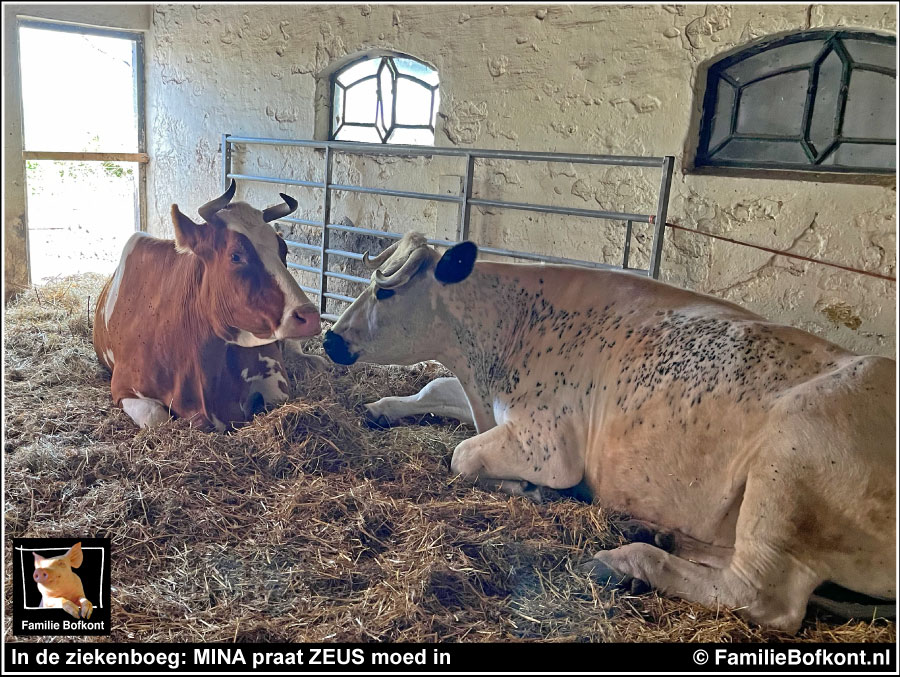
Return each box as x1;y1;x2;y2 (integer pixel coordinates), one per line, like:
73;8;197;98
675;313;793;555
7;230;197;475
652;217;896;283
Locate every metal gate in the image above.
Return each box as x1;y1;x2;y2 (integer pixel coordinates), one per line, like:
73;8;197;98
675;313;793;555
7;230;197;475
222;134;674;322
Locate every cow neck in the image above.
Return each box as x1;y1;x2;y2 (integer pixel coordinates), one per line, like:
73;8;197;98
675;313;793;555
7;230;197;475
433;263;532;414
167;250;235;418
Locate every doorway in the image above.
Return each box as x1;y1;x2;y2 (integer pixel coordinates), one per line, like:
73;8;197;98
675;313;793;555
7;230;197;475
18;20;145;284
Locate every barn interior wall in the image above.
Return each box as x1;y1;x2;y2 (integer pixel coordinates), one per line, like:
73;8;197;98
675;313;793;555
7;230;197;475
3;4;151;303
150;5;893;355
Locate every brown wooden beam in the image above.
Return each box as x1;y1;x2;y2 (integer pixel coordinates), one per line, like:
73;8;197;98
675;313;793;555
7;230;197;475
23;151;149;163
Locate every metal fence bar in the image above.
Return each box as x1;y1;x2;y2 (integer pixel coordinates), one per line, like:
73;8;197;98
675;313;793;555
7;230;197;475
326;248;365;261
328;182;462;204
325;270;371;285
325;221;628;272
623;220;633;269
476;245;623;271
468;198;650;223
318;148;333;315
287;262;320;275
323;291;358;303
282;239;321;254
226;172;325;189
225;135;665;167
280;216;325;228
648;155;675;279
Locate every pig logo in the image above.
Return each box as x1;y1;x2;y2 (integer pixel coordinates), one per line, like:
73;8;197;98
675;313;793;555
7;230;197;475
32;542;93;620
12;537;111;636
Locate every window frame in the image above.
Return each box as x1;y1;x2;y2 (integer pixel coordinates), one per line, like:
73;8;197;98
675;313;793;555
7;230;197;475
695;29;896;176
328;53;439;145
17;17;148;232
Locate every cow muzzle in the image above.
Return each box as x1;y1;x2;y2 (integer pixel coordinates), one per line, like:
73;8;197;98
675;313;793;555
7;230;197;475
323;330;359;365
280;304;321;339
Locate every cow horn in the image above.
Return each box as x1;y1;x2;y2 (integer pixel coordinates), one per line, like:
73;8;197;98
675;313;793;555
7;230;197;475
198;179;237;223
263;193;298;223
362;240;402;269
372;247;431;289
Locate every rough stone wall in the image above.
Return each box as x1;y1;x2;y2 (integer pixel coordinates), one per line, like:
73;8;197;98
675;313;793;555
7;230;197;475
146;4;896;356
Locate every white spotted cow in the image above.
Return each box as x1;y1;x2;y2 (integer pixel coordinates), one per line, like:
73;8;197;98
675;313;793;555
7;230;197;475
93;180;322;431
323;232;895;632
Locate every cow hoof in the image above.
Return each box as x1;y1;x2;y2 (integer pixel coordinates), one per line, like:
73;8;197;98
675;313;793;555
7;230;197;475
616;519;656;544
581;553;650;594
364;409;391;429
581;556;630;587
616;519;676;553
654;530;675;552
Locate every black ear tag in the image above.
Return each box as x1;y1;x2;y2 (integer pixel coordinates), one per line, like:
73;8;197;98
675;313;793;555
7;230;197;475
434;241;477;285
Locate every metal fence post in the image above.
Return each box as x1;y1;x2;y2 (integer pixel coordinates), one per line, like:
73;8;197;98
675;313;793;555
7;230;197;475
648;155;674;280
221;134;231;192
319;146;334;315
623;220;633;270
457;153;474;242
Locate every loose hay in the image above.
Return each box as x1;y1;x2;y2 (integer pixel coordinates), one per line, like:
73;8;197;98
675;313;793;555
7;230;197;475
4;275;895;643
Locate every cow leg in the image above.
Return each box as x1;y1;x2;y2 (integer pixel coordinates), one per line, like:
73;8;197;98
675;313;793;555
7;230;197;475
366;377;475;427
586;540;820;632
450;421;583;498
121;397;170;428
589;472;829;633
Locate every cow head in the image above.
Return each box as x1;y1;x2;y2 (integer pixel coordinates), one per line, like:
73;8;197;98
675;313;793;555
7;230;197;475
323;232;477;365
171;180;321;346
33;542;83;587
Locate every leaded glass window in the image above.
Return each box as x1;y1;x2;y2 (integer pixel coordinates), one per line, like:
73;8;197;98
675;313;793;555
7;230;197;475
330;54;440;145
697;30;896;174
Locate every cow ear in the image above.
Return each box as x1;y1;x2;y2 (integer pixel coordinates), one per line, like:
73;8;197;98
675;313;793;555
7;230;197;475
64;542;84;569
434;241;477;285
276;233;288;267
171;204;202;254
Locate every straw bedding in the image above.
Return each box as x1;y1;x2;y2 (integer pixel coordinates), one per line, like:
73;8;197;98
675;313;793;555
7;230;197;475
4;275;894;643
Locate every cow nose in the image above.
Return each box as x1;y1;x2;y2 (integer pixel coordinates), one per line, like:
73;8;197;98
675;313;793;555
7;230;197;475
323;330;359;365
283;304;321;338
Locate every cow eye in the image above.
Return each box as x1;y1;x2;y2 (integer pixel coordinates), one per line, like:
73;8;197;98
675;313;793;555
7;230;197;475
375;287;395;301
231;252;244;264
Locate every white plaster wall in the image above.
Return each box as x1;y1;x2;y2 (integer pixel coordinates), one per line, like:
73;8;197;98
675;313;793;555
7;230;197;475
145;3;896;356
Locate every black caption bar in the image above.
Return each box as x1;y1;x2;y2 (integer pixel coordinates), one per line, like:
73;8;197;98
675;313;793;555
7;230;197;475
3;643;896;673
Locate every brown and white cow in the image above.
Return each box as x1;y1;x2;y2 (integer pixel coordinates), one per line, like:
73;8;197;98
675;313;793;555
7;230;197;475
323;232;896;632
93;180;321;431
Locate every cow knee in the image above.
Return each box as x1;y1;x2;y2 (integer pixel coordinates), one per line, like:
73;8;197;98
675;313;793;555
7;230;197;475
122;397;169;428
450;442;483;478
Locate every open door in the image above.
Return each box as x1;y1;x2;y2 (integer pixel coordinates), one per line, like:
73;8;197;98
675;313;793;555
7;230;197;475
18;19;146;284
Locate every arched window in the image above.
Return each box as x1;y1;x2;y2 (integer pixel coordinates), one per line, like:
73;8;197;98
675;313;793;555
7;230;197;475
696;30;896;175
330;53;440;145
